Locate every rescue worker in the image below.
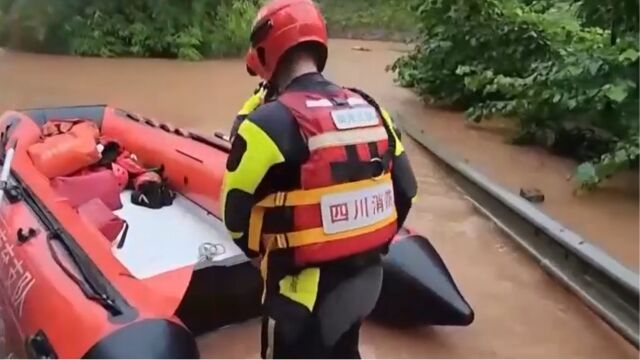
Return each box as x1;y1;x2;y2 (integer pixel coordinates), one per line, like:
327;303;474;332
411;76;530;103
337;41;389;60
221;0;418;357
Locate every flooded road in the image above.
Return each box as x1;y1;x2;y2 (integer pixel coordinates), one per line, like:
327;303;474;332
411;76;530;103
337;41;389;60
0;40;637;357
406;106;640;270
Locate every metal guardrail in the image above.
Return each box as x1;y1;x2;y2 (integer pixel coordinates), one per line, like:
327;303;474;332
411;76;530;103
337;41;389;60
399;116;639;348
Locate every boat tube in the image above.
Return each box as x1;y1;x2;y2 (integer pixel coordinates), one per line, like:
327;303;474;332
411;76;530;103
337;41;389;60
0;105;473;358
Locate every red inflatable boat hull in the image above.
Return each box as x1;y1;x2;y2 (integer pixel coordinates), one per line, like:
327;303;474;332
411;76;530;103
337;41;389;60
0;107;212;358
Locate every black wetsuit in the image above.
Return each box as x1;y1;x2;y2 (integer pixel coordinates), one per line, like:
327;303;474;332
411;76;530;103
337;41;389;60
223;73;418;358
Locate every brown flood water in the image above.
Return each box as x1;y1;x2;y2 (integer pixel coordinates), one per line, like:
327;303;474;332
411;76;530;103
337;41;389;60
0;40;637;358
406;107;640;271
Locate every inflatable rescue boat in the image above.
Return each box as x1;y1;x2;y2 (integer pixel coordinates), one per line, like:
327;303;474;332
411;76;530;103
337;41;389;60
0;105;473;358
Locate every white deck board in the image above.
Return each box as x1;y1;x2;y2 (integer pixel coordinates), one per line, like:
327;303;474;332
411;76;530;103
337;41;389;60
112;191;248;279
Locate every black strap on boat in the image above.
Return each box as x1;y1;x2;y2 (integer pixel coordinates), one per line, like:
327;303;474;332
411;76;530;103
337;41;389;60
116;221;129;249
189;131;232;153
46;234;121;315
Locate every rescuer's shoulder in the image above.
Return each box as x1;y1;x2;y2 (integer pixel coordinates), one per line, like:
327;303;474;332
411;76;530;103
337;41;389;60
246;101;296;136
244;100;306;158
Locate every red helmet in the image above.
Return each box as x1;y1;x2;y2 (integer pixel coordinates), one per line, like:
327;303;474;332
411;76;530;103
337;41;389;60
246;0;328;81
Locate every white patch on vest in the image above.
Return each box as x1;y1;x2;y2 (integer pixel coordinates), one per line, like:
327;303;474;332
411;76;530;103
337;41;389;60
305;98;368;108
320;182;395;235
331;106;379;130
347;97;368;106
305;99;333;108
307;126;387;151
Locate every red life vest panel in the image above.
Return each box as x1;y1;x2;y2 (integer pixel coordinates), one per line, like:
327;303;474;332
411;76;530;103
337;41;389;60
51;169;123;211
248;88;398;267
77;198;125;243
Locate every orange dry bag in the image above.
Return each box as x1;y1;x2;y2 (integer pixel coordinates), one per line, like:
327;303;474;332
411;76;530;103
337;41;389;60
28;120;101;178
42;119;100;139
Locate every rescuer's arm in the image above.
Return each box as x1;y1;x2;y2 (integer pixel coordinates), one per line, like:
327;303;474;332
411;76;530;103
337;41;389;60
229;116;244;140
221;116;285;258
381;109;418;229
230;84;268;140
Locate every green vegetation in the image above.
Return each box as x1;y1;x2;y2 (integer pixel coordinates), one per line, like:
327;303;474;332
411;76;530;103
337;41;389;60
0;0;261;59
391;0;639;189
317;0;416;41
0;0;415;58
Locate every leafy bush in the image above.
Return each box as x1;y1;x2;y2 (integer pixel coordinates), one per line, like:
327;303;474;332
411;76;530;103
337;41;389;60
0;0;76;53
0;0;260;59
574;0;639;41
392;0;559;108
317;0;416;41
391;0;639;189
576;132;639;189
205;0;258;58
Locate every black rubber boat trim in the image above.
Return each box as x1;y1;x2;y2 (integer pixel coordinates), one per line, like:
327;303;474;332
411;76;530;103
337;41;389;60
114;107;232;154
10;171;137;323
82;319;199;359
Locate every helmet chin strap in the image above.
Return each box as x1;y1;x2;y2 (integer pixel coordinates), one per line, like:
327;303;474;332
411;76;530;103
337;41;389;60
263;81;278;102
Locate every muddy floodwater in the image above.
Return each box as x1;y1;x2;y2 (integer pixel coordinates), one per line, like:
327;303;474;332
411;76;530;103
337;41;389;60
408;108;640;271
0;40;637;358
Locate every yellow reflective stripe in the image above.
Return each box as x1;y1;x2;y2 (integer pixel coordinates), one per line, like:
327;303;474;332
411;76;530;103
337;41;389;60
221;119;285;225
411;195;418;204
238;88;266;116
257;174;397;249
257;173;392;208
264;209;397;248
278;267;320;311
307;126;388;151
248;191;288;252
248;207;265;252
381;108;404;156
287;210;396;247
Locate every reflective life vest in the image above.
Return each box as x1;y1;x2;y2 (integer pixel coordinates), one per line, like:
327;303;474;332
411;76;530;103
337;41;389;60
248;88;398;267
